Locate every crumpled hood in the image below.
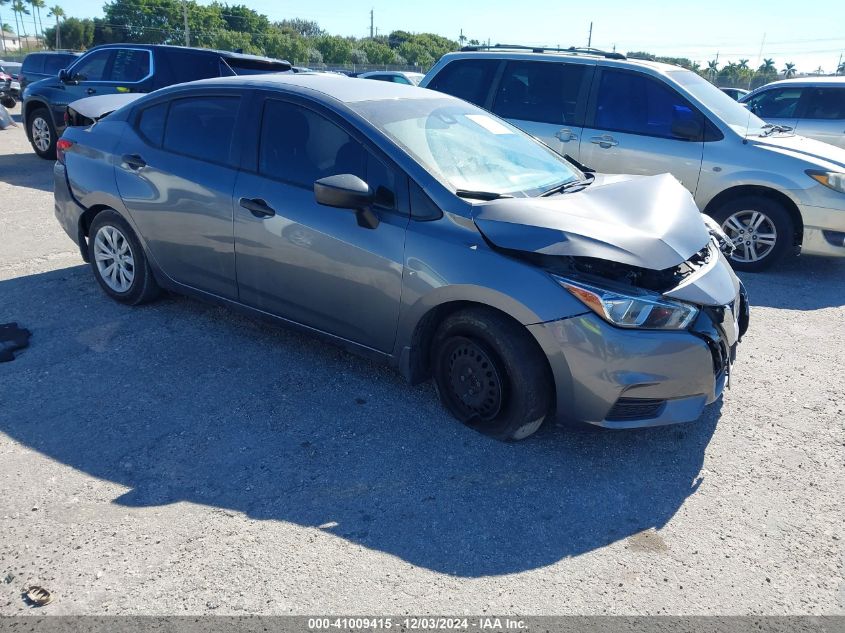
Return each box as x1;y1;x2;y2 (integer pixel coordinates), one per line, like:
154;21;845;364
473;173;710;270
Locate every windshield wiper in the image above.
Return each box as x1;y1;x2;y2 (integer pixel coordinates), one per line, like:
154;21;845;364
540;173;595;197
455;189;513;201
759;123;794;137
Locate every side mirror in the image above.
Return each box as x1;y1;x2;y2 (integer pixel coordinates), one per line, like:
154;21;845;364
314;174;379;229
58;69;68;81
671;118;703;141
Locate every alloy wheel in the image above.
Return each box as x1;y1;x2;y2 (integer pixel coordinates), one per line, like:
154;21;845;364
31;116;51;152
93;225;135;293
721;210;778;264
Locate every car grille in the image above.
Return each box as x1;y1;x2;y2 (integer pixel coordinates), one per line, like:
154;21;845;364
606;398;667;421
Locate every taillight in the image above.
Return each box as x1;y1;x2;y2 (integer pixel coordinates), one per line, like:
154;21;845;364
56;138;73;164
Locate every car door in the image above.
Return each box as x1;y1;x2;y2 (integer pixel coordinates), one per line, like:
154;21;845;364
114;92;244;299
742;86;802;131
232;95;409;353
579;68;705;193
62;48;114;103
489;60;593;157
795;86;845;148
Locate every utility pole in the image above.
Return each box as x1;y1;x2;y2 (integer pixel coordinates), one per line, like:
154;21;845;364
369;9;374;39
587;22;592;48
182;0;190;47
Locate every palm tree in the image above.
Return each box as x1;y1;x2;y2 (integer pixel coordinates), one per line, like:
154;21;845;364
814;65;825;76
707;58;719;80
11;0;28;38
782;62;797;78
0;0;10;54
46;3;61;48
758;58;776;74
29;0;44;41
838;60;845;75
738;58;749;70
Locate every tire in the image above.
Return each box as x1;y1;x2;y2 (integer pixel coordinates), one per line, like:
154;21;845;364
28;107;57;160
431;307;553;441
709;196;794;272
87;210;160;305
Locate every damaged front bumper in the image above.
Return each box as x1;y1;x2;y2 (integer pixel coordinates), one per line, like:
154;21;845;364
529;283;749;429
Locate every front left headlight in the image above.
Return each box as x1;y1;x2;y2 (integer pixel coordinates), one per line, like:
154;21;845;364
554;276;699;330
806;170;845;194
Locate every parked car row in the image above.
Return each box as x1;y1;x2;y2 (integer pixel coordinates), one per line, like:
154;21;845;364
419;46;845;270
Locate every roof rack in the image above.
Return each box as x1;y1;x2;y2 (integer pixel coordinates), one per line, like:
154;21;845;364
459;43;626;60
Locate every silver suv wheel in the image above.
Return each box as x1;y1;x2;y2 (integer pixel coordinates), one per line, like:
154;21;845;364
721;210;778;264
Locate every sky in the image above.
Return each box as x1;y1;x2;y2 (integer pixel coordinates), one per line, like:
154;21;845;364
9;0;845;73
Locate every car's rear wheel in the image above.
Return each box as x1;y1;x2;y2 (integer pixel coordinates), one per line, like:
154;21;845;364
87;210;160;305
710;196;794;272
431;307;552;441
28;107;57;159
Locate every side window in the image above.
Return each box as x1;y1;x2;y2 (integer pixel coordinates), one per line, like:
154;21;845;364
43;55;70;75
594;70;702;139
392;76;412;85
366;153;399;211
110;49;151;83
71;50;112;82
492;61;587;125
137;102;168;147
744;88;803;118
162;96;240;164
801;88;845;120
426;59;499;106
22;55;45;74
165;51;221;84
258;99;365;187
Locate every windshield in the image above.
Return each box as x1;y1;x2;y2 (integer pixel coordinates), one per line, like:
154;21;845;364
668;70;769;136
348;97;580;197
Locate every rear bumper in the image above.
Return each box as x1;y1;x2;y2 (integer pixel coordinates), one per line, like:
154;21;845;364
528;287;746;429
53;161;87;259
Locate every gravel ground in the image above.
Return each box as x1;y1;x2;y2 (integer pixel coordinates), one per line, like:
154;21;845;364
0;104;843;616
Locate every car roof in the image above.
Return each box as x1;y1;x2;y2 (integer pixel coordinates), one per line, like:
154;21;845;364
437;49;684;74
752;76;845;88
83;43;285;64
178;72;449;103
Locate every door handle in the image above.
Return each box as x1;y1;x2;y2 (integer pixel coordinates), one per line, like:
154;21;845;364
555;128;578;142
121;154;146;170
86;87;96;95
239;197;275;218
590;134;619;148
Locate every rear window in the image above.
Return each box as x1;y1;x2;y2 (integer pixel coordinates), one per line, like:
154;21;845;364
223;58;290;75
426;59;499;107
163;96;240;165
802;87;845;120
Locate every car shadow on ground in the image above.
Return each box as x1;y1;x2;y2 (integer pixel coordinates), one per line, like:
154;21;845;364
0;265;719;577
0;148;53;192
737;254;845;310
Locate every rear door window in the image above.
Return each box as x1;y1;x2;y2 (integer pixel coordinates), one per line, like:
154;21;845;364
164;50;221;84
22;55;45;74
162;96;241;165
137;101;168;147
492;61;587;125
744;87;803;118
426;59;499;107
801;87;845;120
593;69;702;139
110;49;151;83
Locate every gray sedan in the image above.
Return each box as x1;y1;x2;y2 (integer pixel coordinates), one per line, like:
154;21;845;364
53;74;747;440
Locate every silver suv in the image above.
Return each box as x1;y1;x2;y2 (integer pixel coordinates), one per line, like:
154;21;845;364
421;46;845;271
739;77;845;149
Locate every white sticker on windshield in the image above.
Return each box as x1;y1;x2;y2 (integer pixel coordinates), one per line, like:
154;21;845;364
466;114;514;135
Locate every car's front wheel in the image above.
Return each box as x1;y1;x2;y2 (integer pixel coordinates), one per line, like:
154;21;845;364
28;107;57;159
431;307;552;441
710;196;794;272
87;210;160;305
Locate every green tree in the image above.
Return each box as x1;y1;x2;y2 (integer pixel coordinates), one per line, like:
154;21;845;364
11;0;28;38
838;60;845;75
359;38;394;64
208;28;259;54
738;58;749;70
102;0;226;46
46;3;62;47
29;0;45;39
276;18;322;38
782;62;796;78
260;28;309;63
313;34;352;63
397;41;433;67
758;58;776;74
706;58;719;80
212;3;268;34
43;16;92;49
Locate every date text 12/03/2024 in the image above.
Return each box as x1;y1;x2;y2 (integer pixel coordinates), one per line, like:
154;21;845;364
307;617;527;630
